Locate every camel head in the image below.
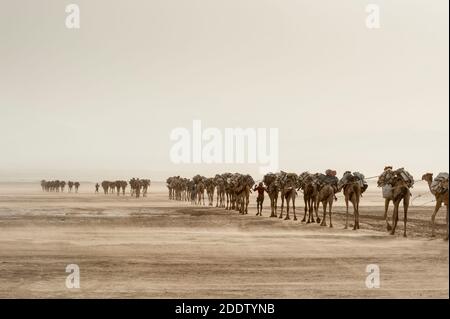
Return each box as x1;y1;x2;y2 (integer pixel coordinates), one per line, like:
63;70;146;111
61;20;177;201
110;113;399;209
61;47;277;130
421;173;433;183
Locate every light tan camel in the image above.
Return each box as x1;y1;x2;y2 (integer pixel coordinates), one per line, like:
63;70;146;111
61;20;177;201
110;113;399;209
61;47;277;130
298;173;320;223
385;177;410;237
316;185;336;227
237;174;254;215
422;173;449;240
282;186;297;220
342;175;362;230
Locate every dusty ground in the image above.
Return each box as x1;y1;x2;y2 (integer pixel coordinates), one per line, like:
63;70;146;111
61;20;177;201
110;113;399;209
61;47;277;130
0;182;448;298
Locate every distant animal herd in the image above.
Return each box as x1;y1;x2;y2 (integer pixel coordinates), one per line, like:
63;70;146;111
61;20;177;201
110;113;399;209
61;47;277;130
40;180;80;192
40;167;448;240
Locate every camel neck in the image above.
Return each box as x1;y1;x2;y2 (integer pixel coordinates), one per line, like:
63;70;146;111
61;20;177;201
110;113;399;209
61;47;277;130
426;179;433;192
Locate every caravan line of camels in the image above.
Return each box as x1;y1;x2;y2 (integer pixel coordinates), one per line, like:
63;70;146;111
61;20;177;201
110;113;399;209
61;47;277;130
99;178;151;198
40;180;80;193
40;178;152;198
39;167;448;240
166;167;449;240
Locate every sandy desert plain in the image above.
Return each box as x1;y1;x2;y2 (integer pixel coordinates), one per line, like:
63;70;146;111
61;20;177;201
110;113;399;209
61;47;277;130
0;180;448;298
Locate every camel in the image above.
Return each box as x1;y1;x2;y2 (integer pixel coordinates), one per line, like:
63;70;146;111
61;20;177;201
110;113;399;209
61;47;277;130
214;175;226;208
181;178;189;201
386;177;410;237
205;178;215;206
120;180;127;195
422;173;449;240
109;182;116;194
101;181;110;194
221;173;234;210
129;178;142;198
166;177;174;199
115;181;121;195
263;173;279;218
184;179;193;203
339;172;362;230
298;172;320;223
235;174;254;215
278;173;298;220
316;185;336;228
141;179;151;197
189;181;197;205
60;181;66;192
378;168;413;237
192;175;206;205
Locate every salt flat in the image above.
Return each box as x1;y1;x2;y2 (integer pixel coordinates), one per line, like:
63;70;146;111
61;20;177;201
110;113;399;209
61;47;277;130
0;182;447;298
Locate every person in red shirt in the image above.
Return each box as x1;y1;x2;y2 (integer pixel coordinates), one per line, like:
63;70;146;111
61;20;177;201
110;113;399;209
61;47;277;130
253;182;268;216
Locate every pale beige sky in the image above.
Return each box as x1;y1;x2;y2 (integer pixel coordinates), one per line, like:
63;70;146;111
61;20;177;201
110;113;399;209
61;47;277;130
0;0;448;181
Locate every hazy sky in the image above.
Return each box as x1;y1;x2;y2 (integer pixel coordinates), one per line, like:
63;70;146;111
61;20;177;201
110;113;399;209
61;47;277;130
0;0;448;181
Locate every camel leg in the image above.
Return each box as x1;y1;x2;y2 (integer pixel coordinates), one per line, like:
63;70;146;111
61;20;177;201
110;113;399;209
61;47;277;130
352;195;358;230
329;199;333;228
245;197;248;215
279;196;284;219
274;197;278;217
356;197;360;229
320;202;327;226
385;199;392;231
269;199;273;216
430;201;440;237
445;205;448;241
271;197;277;217
403;197;409;238
302;197;307;222
344;195;349;229
309;199;315;223
314;197;321;223
284;198;290;220
293;197;297;221
390;201;399;235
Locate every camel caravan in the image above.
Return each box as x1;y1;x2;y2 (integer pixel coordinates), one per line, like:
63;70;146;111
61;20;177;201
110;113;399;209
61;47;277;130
40;180;80;193
40;178;151;198
166;174;255;214
167;167;449;240
99;178;151;198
